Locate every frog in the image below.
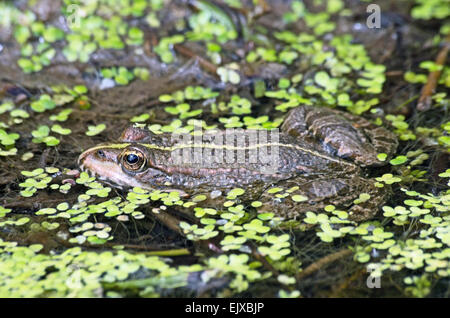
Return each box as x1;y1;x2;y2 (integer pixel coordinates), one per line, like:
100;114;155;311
78;105;398;222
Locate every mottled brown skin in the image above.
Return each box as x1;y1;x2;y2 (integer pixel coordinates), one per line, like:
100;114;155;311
78;106;398;221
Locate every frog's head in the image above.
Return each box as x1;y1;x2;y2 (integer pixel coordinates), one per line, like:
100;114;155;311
78;127;161;190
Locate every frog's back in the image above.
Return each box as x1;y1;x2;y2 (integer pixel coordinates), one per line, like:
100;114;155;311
139;129;356;190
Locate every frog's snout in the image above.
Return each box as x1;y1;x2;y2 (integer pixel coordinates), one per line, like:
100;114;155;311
78;146;121;175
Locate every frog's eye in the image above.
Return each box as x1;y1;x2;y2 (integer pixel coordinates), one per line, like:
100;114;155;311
121;148;146;172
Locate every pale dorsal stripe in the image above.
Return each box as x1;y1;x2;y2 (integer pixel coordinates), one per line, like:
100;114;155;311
82;141;354;166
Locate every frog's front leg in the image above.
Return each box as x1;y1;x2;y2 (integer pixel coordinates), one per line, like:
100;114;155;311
257;176;389;222
281;106;397;167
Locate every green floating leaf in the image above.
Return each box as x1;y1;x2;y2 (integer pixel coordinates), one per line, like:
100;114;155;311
404;200;423;207
251;201;263;208
86;124;106;136
375;173;402;185
227;188;245;199
130;113;150;122
51;124;72;135
314;71;339;91
73;85;88;95
390;155;408;165
32;125;50;138
292;194;308;202
0;129;20;146
31;95;56;113
43;26;64;43
243;219;270;234
133;67;150;81
217;66;241;85
377;153;387;161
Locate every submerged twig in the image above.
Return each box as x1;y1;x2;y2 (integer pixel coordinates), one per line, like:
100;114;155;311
174;44;219;77
417;34;450;112
394;94;419;112
328;267;366;297
249;242;279;277
385;70;404;77
151;210;186;236
119;246;190;256
296;248;353;280
39;148;51;168
103;272;189;290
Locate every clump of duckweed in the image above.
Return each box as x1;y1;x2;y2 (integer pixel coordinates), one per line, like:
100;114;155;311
85;124;107;136
0;84;88;161
0;240;202;297
101;66;150;86
5;0;165;72
19;168;55;197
